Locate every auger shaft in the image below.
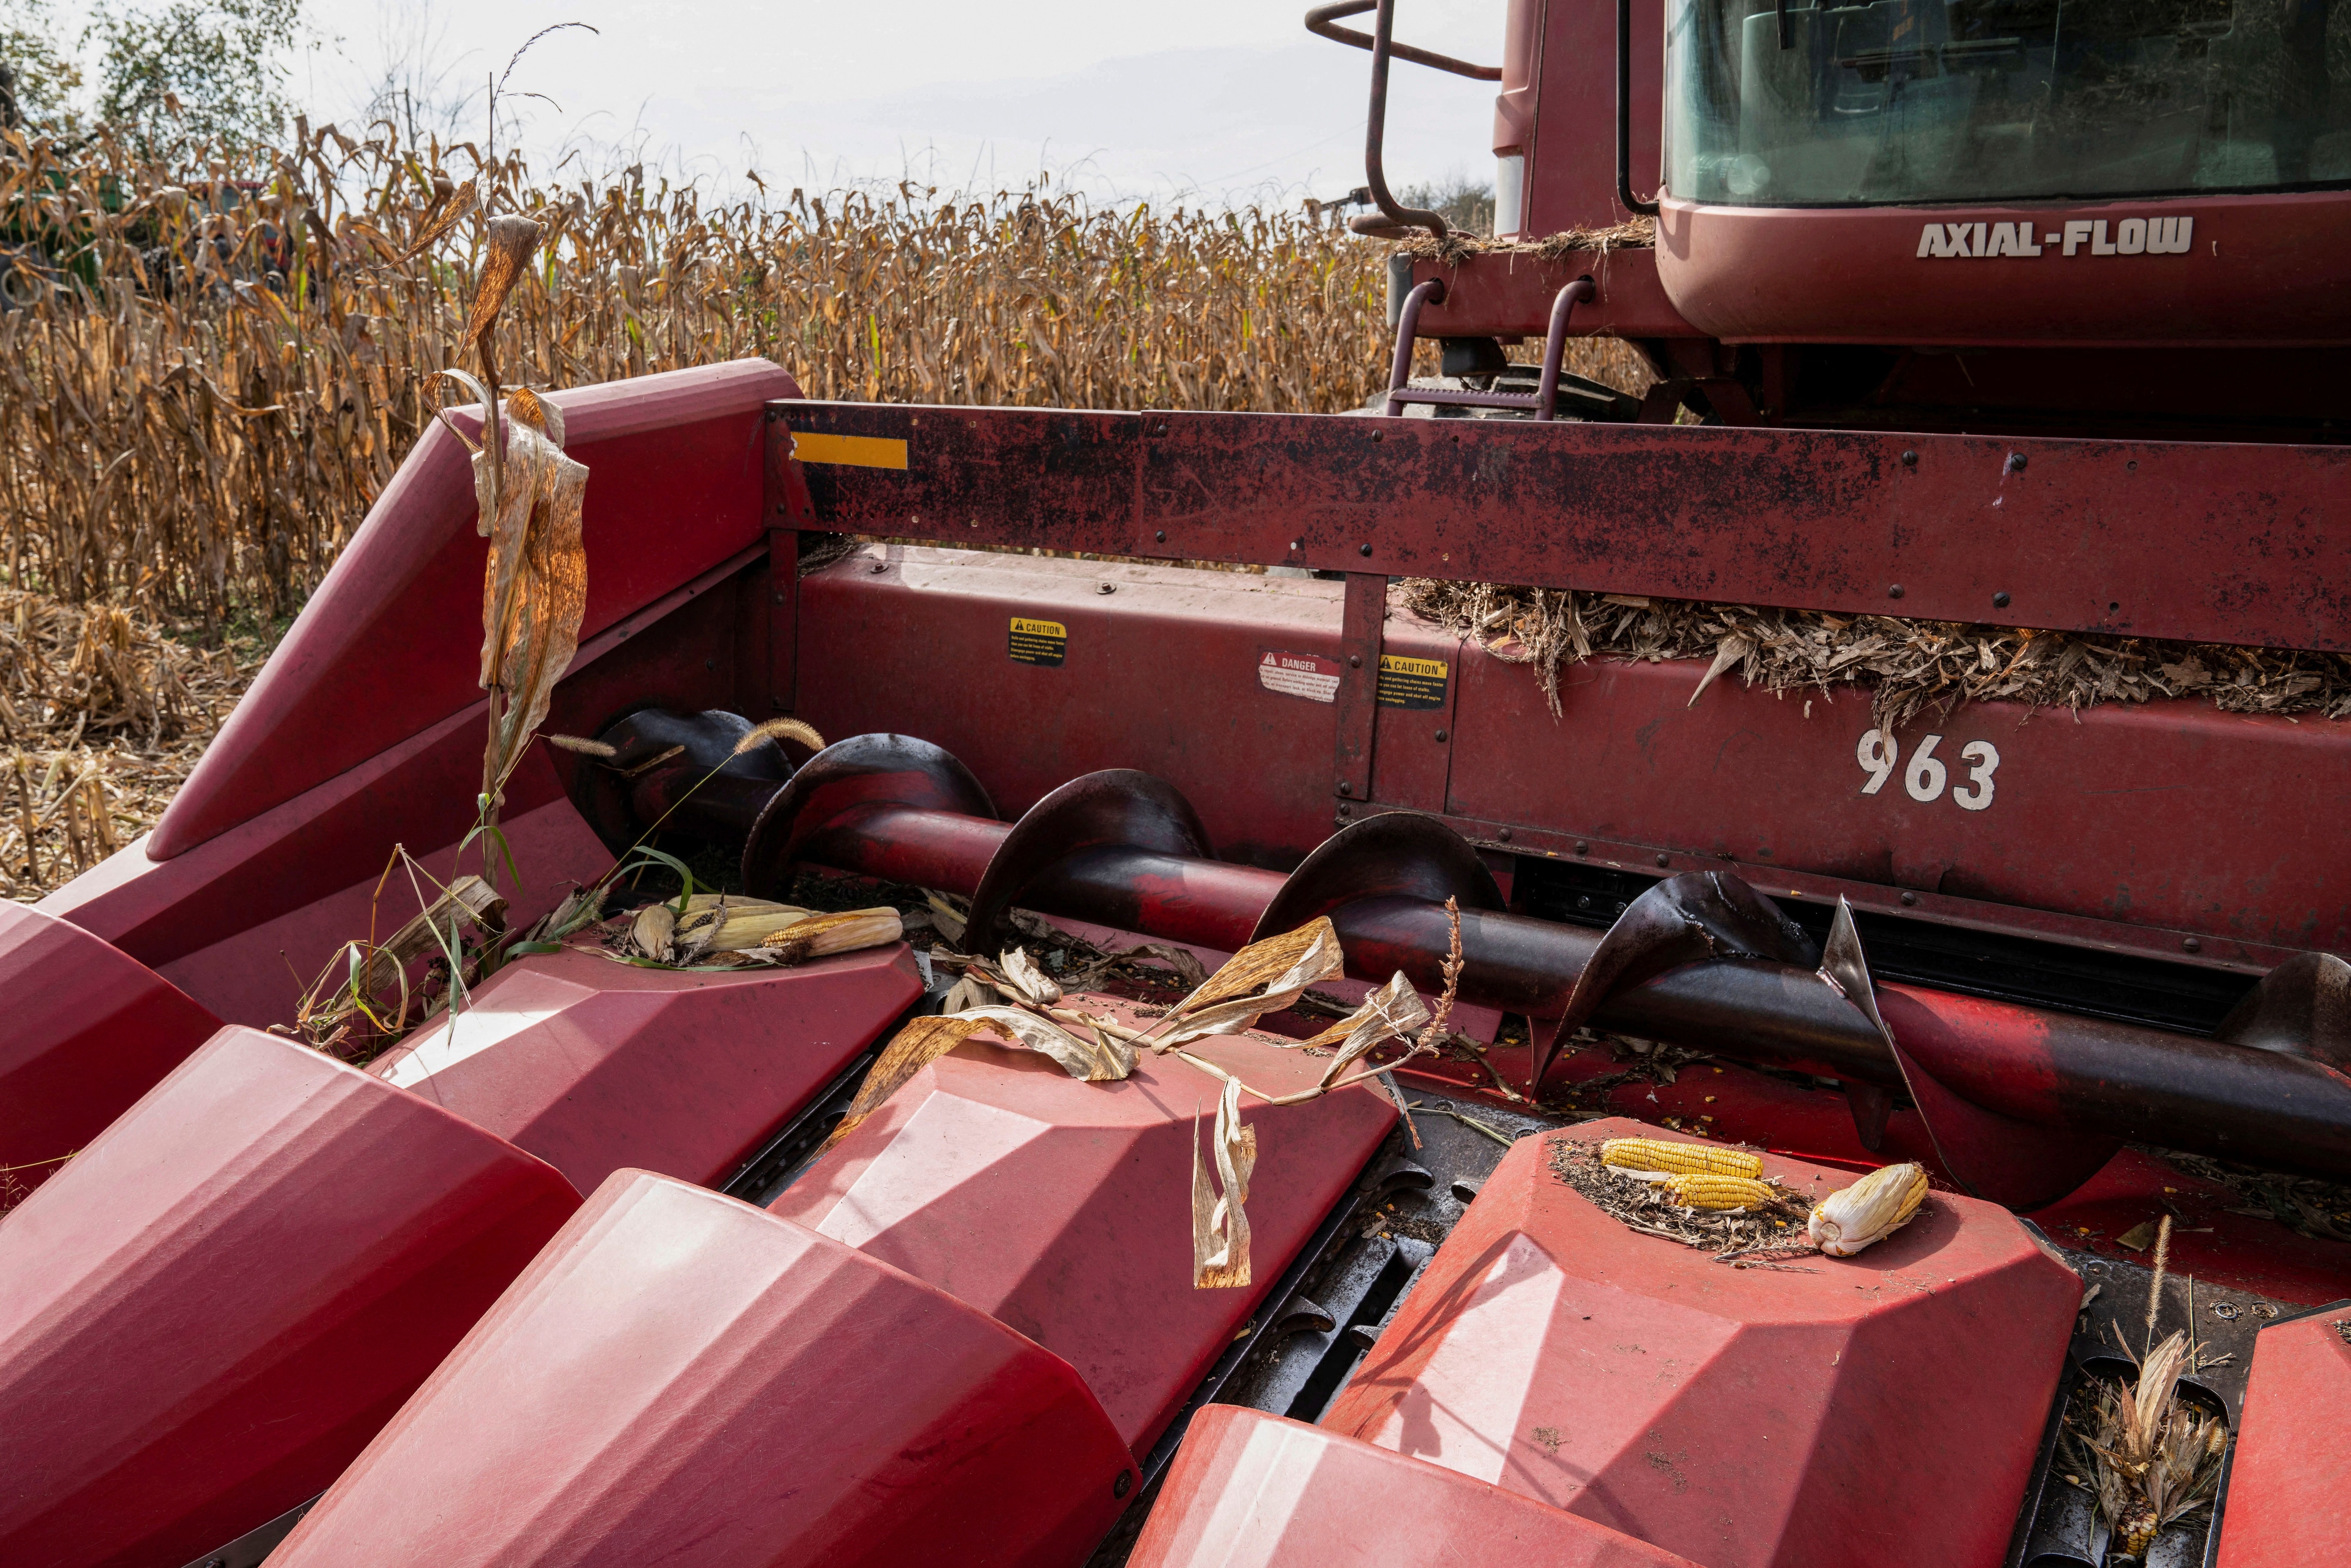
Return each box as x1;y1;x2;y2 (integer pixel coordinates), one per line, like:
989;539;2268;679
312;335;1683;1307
592;722;2351;1194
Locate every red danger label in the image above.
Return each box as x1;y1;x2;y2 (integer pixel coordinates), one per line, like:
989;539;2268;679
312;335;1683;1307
1258;650;1341;704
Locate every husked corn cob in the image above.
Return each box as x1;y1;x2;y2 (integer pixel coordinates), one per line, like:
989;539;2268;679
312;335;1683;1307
1661;1174;1778;1211
1600;1136;1764;1181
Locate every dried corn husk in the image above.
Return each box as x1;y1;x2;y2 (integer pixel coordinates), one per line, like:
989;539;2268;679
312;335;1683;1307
1192;1075;1255;1289
755;907;902;964
998;946;1063;1005
1294;971;1429;1087
693;898;819;951
353;874;506;998
1152;918;1344;1048
1807;1162;1929;1256
629;903;676;963
821;988;1136;1152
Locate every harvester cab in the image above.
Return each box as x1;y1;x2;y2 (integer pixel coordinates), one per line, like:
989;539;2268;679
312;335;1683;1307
1322;0;2350;434
0;5;2344;1566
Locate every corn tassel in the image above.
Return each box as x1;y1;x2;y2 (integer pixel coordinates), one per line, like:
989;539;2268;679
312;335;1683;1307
1662;1174;1779;1211
1600;1136;1764;1181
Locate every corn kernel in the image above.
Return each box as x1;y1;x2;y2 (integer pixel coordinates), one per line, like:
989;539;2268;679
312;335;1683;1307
1662;1174;1778;1211
1600;1136;1763;1181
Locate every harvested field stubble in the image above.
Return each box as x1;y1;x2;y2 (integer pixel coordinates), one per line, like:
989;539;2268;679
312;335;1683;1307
0;590;265;896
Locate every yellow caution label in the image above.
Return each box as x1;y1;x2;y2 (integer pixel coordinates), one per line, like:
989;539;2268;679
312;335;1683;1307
1009;617;1068;667
1377;653;1449;710
790;432;909;469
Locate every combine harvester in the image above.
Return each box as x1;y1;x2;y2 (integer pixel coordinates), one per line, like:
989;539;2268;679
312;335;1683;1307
1;0;2346;1562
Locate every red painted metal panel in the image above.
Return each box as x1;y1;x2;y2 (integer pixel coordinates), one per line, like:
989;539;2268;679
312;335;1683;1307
795;544;1345;867
153;359;797;858
770;1014;1397;1453
1403;1047;2351;1306
0;1026;578;1568
1658;193;2351;347
366;943;922;1194
1448;640;2351;954
148;795;612;1029
2215;1305;2351;1568
0;904;219;1192
271;1170;1134;1568
1132;1405;1703;1567
780;402;2351;654
1521;0;1664;233
1323;1117;2079;1568
795;558;2349;962
1408;248;1700;340
43;548;751;990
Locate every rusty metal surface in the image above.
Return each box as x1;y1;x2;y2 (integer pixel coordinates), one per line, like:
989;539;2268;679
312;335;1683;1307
779;403;2351;654
2218;953;2351;1073
1405;247;1697;339
790;550;2348;970
742;733;995;899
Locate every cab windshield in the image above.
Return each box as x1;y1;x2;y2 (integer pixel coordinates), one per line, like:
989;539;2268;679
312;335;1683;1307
1665;0;2351;204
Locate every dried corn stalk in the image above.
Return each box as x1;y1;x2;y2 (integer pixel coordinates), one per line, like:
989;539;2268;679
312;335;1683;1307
1294;971;1430;1088
2065;1329;2229;1557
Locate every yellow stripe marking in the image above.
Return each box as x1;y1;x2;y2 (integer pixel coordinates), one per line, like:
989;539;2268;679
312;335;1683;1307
791;432;908;470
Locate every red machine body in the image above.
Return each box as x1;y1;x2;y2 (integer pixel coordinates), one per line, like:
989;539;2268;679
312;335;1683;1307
1323;1119;2080;1567
0;903;219;1192
366;943;920;1194
1129;1405;1704;1567
269;1170;1136;1568
0;1027;579;1568
770;1017;1397;1453
2214;1301;2351;1568
7;0;2351;1538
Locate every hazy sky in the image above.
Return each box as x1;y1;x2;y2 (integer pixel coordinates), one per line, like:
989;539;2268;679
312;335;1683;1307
269;0;1508;205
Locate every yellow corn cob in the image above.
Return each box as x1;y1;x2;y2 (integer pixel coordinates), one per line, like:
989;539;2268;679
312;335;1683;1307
1662;1174;1778;1211
1600;1136;1763;1180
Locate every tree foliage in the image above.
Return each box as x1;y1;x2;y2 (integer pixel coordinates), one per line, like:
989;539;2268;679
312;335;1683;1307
85;0;303;150
0;0;86;130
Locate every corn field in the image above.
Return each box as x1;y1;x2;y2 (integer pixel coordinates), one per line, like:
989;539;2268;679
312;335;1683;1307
0;125;1654;897
0;125;1649;620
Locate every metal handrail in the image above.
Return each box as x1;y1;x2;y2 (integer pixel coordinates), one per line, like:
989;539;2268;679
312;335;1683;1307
1308;0;1503;239
1384;277;1598;418
1304;0;1503;80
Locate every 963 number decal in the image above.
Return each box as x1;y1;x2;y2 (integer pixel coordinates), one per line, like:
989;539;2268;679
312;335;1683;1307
1856;729;1999;812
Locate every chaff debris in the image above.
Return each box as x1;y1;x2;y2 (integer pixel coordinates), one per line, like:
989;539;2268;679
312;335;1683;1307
2156;1149;2351;1244
1403;579;2351;728
1547;1134;1818;1264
